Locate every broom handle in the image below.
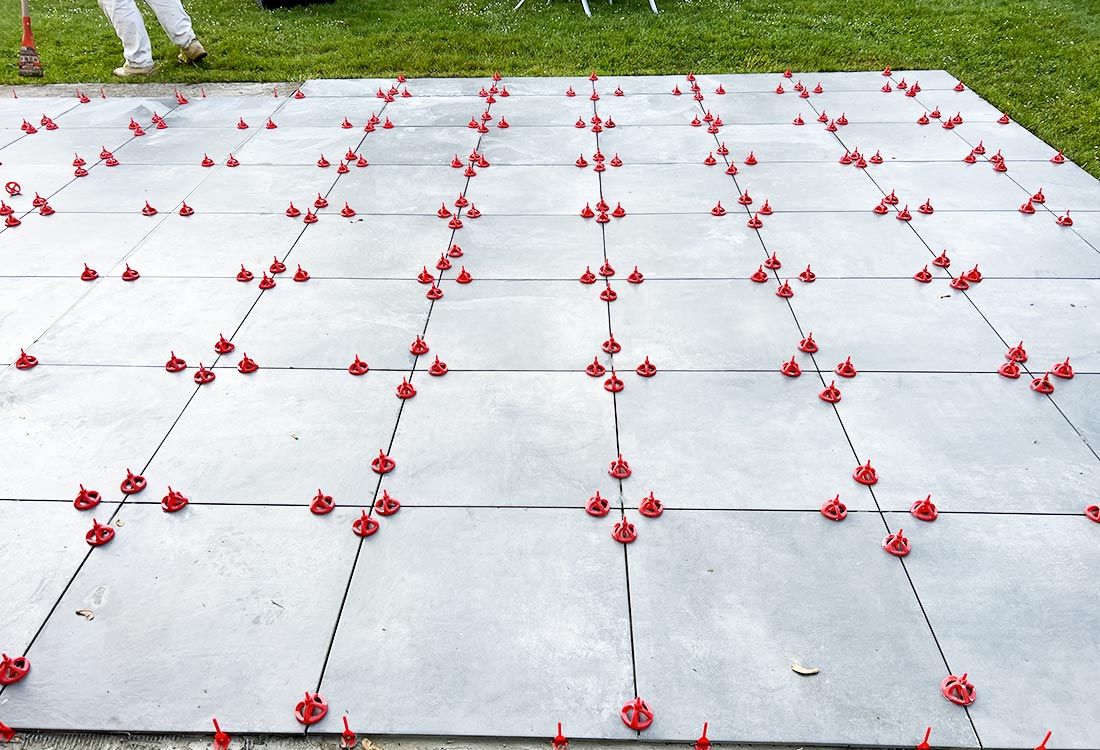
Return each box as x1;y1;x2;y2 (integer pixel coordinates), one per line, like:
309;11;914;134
22;0;30;18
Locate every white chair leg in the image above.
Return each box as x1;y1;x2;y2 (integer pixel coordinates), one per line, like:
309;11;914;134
649;0;659;11
580;0;592;15
514;0;527;8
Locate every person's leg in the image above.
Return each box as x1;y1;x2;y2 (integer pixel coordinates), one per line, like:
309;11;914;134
141;0;195;47
143;0;207;63
97;0;155;69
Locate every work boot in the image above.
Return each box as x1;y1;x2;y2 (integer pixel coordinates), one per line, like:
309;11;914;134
113;63;156;77
178;39;207;64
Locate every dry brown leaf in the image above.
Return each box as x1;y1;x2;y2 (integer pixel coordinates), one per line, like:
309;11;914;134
791;663;820;676
75;610;95;620
361;740;384;750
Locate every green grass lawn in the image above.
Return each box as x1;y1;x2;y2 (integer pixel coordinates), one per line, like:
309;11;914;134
3;0;1098;175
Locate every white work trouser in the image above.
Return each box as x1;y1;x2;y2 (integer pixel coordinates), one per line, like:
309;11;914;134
97;0;196;68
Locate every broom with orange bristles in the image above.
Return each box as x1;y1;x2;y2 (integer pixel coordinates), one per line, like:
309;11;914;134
19;0;43;77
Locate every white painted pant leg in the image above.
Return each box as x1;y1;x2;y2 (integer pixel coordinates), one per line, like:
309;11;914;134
97;0;155;68
142;0;196;48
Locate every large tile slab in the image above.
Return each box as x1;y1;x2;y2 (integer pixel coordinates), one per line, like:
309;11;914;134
316;507;636;739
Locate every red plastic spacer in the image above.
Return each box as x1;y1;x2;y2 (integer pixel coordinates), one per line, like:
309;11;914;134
1051;357;1074;379
798;333;818;353
0;721;18;743
626;266;644;284
352;510;380;538
214;334;236;355
428;356;449;376
1006;341;1028;362
896;205;912;221
74;484;102;510
998;361;1021;379
639;492;663;517
918;198;934;215
820;495;847;521
602;334;621;354
0;654;30;685
1031;373;1055;394
882;528;911;557
941;673;976;706
161;487;189;513
456;267;473;284
1032;188;1046;204
285;202;301;218
916;726;932;750
608;453;632;479
141;201;158;217
165;351;187;373
4;181;20;196
427;282;444;299
396;377;417;399
410;336;430;355
1035;731;1053;750
914;266;933;283
237;354;258;374
710;201;726;216
751;266;769;283
620;697;653;730
600;285;617;302
81;263;99;281
763;252;780;269
211;719;231;750
798;265;816;283
586;357;607;378
15;349;38;370
1056;211;1073;227
775;280;793;298
340;203;356;218
780;356;802;377
852;460;878;485
293;265;310;282
86;518;115;547
349;355;369;376
748;213;764;229
295;691;329;725
120;468;147;495
910;495;938;521
612;515;638;544
819;381;842;403
604;371;624;392
372;450;396;475
553;722;568;750
835;357;858;378
586;491;610;517
636;357;657;377
340;716;357;750
375;490;400;515
950;275;969;291
194;363;216;385
1085;505;1100;524
310;489;335;515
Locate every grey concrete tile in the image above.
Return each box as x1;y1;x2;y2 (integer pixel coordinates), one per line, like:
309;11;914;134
479;126;598;166
114;125;253;165
834;373;1100;513
601;212;765;279
0;277;95;358
316;507;636;739
284;213;452;279
0;504;362;732
870;161;1031;212
0;500;111;648
0;127;131;166
380;372;620;507
0;212;154;276
465;164;599;216
44;163;206;213
297;78;404;97
230;279;432;369
596;164;739;214
141;370;398;505
430;215;603;279
614;372;876;511
222;126;370;167
896;512;1100;748
1045;373;1100;448
629;509;978;747
727;161;888;213
607;279;806;370
968;279;1100;372
785;279;1008;371
47;97;177;128
0;366;197;500
30;278;260;366
421;280;609;370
